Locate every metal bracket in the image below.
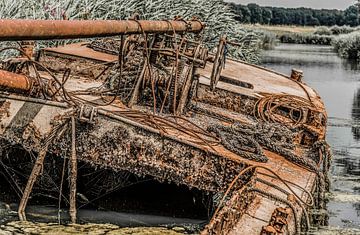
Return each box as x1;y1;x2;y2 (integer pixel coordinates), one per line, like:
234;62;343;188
79;105;98;123
261;207;292;235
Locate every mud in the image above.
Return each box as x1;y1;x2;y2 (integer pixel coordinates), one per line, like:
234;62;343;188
0;221;188;235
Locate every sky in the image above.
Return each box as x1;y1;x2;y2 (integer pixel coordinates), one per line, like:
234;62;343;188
226;0;356;10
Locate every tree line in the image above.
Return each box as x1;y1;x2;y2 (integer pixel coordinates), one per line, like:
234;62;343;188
229;3;360;26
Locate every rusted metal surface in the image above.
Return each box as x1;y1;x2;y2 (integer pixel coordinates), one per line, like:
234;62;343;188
201;182;255;235
261;207;292;234
290;69;303;83
20;41;35;58
0;69;33;92
0;19;204;41
41;42;118;62
198;58;325;109
0;100;10;121
229;149;318;235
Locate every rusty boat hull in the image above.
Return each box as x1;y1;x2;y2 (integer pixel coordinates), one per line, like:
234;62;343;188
0;19;330;235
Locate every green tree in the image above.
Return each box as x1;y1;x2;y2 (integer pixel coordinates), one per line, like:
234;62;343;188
262;8;272;24
271;8;287;25
229;3;358;27
247;3;263;24
344;6;359;26
239;5;251;23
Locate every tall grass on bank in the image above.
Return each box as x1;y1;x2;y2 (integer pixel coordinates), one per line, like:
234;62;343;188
314;25;360;36
279;33;333;45
256;30;277;50
0;0;263;63
332;32;360;60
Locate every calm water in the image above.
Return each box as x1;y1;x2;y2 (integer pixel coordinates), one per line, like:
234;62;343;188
262;44;360;233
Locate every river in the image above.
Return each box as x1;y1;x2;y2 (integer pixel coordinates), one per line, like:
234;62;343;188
262;43;360;234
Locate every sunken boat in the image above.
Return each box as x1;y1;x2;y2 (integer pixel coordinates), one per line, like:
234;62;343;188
0;18;331;235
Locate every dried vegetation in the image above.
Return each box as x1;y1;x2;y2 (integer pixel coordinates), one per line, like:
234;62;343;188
0;0;261;63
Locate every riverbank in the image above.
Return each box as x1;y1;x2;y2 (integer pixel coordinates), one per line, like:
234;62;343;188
241;24;316;35
244;24;360;60
0;221;187;235
242;24;333;45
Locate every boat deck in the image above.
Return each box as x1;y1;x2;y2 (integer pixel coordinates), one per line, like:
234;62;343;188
42;42;325;110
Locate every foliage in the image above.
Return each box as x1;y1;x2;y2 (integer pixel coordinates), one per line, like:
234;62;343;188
279;33;333;45
314;26;332;35
344;6;359;26
256;30;277;49
229;3;360;27
315;25;360;36
330;25;360;35
0;0;263;63
332;32;360;60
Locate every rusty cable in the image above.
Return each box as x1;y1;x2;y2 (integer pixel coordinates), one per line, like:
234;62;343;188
130;19;157;114
58;156;67;224
210;165;314;226
0;159;23;198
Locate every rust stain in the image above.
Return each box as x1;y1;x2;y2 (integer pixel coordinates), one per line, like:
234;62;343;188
0;100;10;121
0;70;33;93
0;19;204;41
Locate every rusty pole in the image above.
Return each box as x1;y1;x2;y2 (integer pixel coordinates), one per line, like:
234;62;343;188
69;116;77;224
0;19;204;41
0;70;33;92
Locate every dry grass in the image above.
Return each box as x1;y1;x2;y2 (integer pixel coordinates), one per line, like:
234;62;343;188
0;0;262;63
241;24;316;35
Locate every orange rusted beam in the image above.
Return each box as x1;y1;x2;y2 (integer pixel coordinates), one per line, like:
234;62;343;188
0;19;204;41
0;70;33;92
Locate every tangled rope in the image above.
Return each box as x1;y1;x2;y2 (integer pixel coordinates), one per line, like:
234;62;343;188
207;122;299;163
254;94;319;127
207;124;268;162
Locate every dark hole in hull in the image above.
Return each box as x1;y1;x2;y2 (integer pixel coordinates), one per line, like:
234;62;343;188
93;180;213;220
0;144;212;227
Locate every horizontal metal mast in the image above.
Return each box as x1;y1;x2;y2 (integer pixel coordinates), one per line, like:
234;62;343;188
0;19;204;41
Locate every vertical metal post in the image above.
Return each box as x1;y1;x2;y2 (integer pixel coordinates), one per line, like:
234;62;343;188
69;116;77;223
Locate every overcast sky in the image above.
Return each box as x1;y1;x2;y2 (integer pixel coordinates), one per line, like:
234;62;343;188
226;0;356;10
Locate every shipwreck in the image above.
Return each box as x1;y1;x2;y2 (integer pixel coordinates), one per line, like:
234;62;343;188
0;18;331;235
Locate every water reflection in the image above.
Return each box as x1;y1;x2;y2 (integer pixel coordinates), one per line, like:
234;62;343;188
352;88;360;140
262;43;360;230
334;157;360;177
342;59;360;71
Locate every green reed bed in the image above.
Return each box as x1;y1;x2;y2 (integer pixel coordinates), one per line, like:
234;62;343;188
332;32;360;60
279;33;333;45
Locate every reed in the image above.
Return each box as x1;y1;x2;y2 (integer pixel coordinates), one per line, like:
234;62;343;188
315;25;360;36
0;0;262;63
279;33;333;45
332;32;360;60
257;30;277;50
